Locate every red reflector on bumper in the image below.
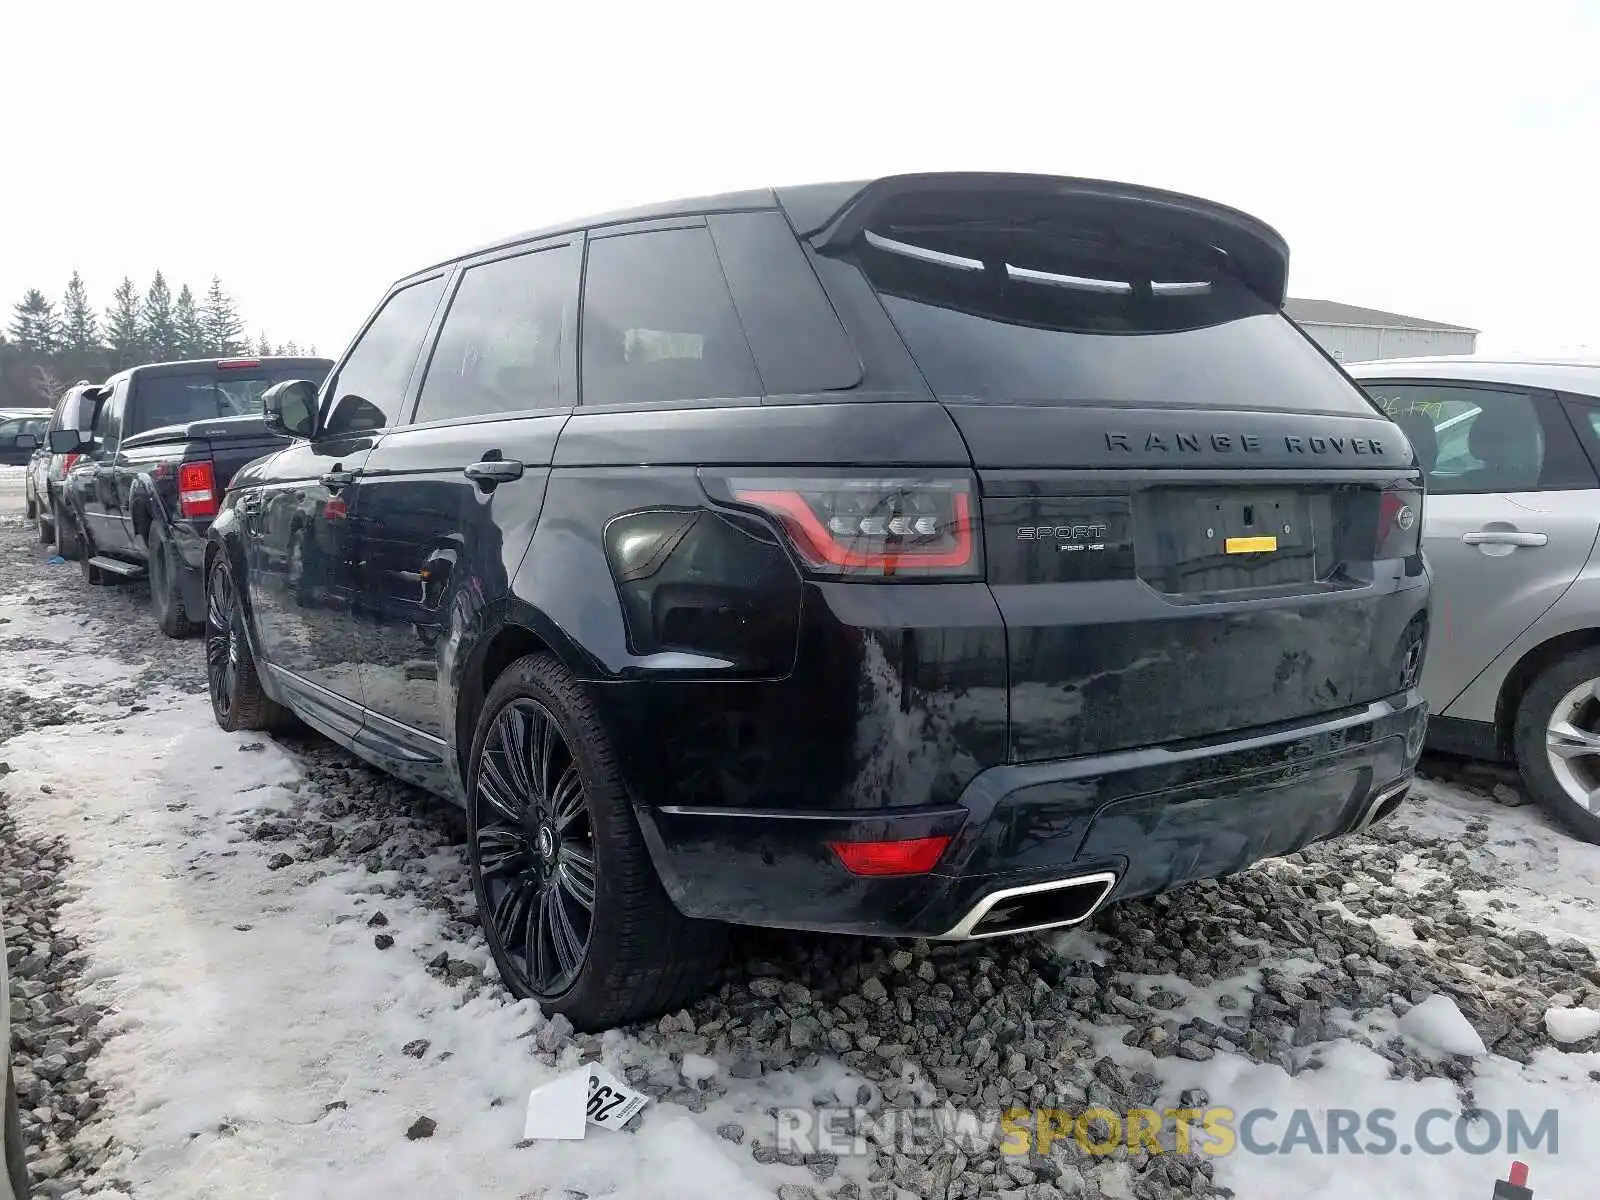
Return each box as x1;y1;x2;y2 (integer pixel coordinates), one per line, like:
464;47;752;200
828;835;950;876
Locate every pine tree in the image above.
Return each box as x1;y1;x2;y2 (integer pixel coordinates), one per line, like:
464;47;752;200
282;340;301;356
8;289;63;353
255;331;272;357
59;271;100;352
104;277;144;362
174;284;205;357
201;276;246;355
141;271;179;360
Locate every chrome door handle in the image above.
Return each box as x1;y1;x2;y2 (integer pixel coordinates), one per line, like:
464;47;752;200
464;459;524;484
1462;530;1548;547
320;470;359;489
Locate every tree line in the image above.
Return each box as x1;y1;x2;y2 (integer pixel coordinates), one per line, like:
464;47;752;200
1;271;315;408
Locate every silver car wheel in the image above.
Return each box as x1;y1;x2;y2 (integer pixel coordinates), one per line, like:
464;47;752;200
1544;677;1600;812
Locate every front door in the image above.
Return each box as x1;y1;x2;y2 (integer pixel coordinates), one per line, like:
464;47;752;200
1365;380;1600;714
353;240;579;788
246;273;449;738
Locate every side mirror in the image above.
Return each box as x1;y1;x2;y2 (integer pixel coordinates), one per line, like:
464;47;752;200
15;433;39;451
263;380;320;440
48;428;86;454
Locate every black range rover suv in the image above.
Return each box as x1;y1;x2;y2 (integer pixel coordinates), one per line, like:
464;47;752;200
205;172;1430;1029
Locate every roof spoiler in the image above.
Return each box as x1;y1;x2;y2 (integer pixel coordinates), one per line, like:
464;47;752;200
776;172;1291;308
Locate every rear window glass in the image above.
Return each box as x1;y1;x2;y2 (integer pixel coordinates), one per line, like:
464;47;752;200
131;366;329;432
849;213;1372;414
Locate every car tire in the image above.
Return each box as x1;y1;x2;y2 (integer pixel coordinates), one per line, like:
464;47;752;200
35;507;52;545
53;504;80;559
5;1066;29;1199
23;493;35;520
151;534;200;639
466;653;727;1031
205;554;292;733
1513;647;1600;845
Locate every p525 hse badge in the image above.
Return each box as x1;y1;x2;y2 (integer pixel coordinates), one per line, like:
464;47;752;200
523;1064;651;1140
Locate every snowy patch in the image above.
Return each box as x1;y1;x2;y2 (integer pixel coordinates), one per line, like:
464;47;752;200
1543;1006;1600;1045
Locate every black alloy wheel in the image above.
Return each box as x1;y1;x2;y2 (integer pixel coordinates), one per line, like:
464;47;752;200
473;698;597;997
466;654;727;1030
205;555;287;732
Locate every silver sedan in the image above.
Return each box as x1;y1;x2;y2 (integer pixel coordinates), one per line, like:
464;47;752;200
1349;357;1600;843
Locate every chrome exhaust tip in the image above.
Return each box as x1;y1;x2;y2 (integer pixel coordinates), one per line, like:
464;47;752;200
940;870;1119;940
1352;779;1411;833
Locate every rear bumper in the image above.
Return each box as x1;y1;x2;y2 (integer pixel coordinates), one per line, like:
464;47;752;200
636;688;1427;937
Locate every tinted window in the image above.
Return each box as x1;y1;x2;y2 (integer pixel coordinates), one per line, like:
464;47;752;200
847;217;1370;414
580;227;760;407
1361;383;1594;494
0;416;46;438
324;277;447;436
415;244;578;423
91;385;120;453
130;366;331;434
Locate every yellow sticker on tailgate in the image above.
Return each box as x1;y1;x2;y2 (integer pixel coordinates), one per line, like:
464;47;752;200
1224;535;1278;554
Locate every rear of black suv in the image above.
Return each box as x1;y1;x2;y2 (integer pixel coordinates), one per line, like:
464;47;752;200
204;170;1428;1031
603;174;1430;942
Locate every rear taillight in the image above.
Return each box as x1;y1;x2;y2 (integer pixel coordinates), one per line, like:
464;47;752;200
62;452;81;473
217;358;260;370
178;461;219;518
1377;487;1422;559
712;474;980;579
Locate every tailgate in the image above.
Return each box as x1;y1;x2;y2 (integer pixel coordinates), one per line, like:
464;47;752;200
830;174;1428;762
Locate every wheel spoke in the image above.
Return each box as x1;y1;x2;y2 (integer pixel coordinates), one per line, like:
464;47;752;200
477;827;529;877
557;847;596;910
1547;721;1600;759
530;890;551;986
531;707;558;813
551;768;585;832
477;755;524;826
496;705;535;800
549;887;585;978
491;877;533;950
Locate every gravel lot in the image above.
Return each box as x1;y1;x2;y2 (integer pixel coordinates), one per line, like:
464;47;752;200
3;491;1600;1199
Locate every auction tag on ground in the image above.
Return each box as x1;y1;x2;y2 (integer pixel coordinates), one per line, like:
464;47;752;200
523;1064;649;1141
582;1064;648;1131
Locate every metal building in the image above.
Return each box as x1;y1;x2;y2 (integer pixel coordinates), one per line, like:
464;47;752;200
1285;298;1479;363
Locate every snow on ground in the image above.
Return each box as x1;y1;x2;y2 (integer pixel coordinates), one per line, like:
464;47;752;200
4;522;1600;1198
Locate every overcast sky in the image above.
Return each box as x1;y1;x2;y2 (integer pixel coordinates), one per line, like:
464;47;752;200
4;1;1595;356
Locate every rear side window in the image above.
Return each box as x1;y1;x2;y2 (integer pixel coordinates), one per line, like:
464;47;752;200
845;197;1371;414
131;366;332;432
325;276;447;437
1359;382;1595;494
580;226;760;407
415;243;578;424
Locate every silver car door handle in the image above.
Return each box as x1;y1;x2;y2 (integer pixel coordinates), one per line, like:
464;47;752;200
463;459;524;483
1462;530;1548;547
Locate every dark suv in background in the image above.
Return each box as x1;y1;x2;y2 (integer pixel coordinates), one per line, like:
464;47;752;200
203;172;1431;1029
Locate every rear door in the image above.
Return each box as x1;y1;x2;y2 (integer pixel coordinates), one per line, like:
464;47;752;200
352;238;579;782
826;180;1425;762
80;380;130;552
246;277;448;739
1357;379;1600;715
